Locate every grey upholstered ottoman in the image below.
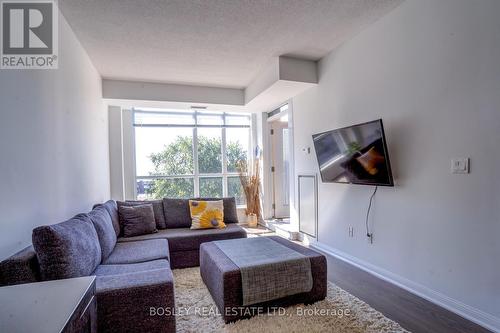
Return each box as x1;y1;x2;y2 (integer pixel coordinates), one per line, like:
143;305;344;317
200;236;327;323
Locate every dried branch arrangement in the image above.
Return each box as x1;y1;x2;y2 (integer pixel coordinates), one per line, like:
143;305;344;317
237;158;261;220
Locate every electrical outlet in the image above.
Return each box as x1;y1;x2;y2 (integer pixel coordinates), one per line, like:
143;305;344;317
451;158;470;174
367;233;373;244
348;226;354;237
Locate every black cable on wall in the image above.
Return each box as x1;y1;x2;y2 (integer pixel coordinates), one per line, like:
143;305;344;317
365;186;378;239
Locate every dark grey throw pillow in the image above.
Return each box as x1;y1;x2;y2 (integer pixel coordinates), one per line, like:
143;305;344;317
162;198;192;228
32;214;102;280
118;204;157;237
118;200;166;229
88;205;117;261
196;197;239;223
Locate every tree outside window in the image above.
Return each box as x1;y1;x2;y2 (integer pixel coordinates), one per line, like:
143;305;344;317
135;111;250;205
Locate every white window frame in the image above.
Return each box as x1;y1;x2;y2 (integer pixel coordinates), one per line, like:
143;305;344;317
133;109;251;201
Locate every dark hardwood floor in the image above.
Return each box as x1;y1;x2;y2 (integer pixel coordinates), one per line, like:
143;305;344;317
324;254;491;333
249;226;491;332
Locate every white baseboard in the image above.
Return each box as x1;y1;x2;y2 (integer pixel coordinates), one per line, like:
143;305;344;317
310;241;500;333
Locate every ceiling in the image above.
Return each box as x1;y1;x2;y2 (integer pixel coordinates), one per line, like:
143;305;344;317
59;0;402;89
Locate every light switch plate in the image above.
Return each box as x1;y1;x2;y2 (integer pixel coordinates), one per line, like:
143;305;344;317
451;158;470;174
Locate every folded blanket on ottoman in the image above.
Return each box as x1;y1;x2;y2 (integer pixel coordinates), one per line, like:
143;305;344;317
213;237;313;306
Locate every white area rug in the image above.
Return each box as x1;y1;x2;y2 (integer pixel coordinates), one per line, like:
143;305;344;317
173;267;410;333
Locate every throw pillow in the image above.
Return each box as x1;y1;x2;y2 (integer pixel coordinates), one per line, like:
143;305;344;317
189;200;226;230
101;200;121;237
162;198;192;228
32;214;102;280
88;205;117;261
118;204;157;237
118;200;167;229
195;197;239;223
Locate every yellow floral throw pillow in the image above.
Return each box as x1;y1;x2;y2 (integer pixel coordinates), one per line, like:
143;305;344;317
189;200;226;230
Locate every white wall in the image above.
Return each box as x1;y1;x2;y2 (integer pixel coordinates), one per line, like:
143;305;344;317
293;0;500;329
0;12;109;260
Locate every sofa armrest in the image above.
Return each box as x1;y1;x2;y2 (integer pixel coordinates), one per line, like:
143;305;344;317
0;246;40;286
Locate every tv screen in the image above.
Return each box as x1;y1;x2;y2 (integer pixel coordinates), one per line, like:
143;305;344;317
312;119;394;186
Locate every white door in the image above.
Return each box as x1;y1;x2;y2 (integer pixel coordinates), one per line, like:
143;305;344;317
270;120;290;218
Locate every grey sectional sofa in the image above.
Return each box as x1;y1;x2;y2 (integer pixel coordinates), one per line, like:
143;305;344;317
0;197;247;333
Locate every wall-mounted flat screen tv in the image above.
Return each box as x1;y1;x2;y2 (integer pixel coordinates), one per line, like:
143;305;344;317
312;119;394;186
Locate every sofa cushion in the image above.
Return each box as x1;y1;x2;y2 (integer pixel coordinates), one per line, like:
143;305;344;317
119;204;157;237
95;264;173;292
162;198;191;228
95;267;175;333
93;259;170;276
117;224;247;252
89;205;117;261
166;224;247;252
101;200;121;237
103;239;169;264
169;250;200;269
32;214;101;280
118;200;167;229
196;197;239;224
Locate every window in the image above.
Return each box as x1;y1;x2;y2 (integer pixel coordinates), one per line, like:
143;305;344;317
226;127;249;173
282;128;290;206
197;127;222;174
134;109;250;205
